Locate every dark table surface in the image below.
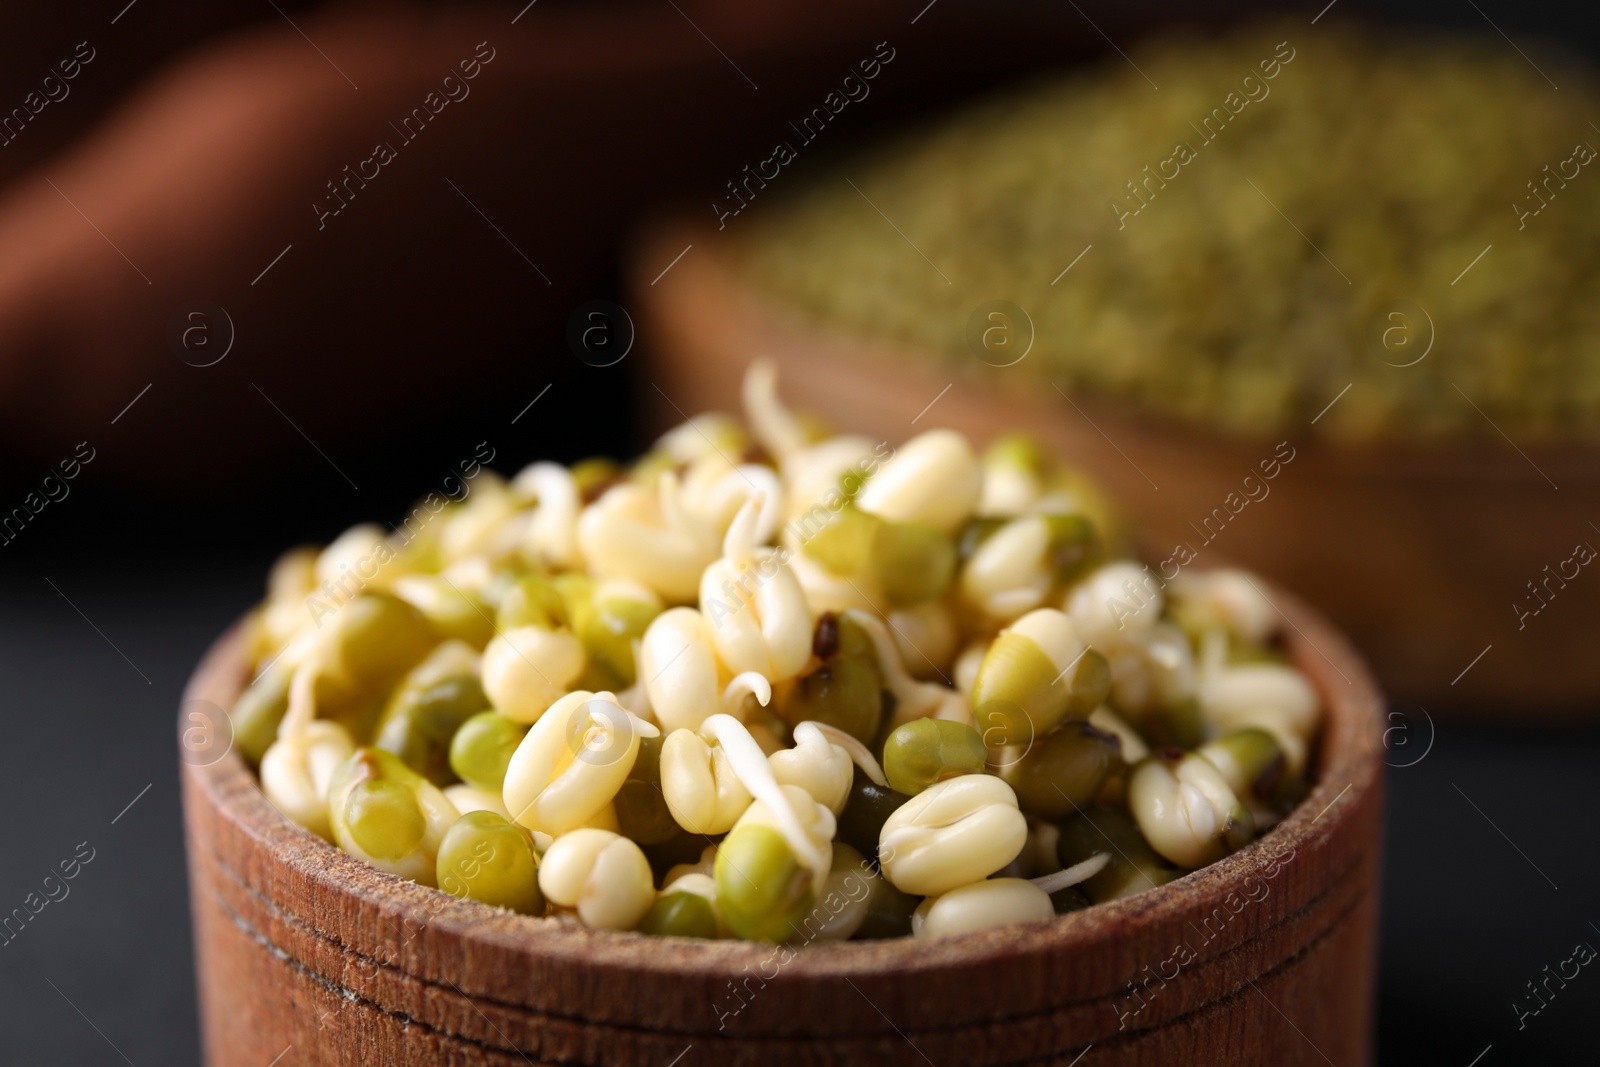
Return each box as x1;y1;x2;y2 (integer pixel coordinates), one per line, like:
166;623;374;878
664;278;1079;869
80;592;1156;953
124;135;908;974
0;549;1595;1065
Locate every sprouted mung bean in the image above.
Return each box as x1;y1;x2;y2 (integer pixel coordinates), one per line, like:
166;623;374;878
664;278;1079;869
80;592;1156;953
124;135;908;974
734;25;1600;442
234;363;1321;941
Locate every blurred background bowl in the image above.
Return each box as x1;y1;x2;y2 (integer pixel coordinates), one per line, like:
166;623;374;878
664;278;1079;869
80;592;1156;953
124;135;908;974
626;18;1600;718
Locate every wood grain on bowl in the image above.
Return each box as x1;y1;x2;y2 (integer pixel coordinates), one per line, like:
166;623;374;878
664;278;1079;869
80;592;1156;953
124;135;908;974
631;222;1600;716
183;581;1384;1067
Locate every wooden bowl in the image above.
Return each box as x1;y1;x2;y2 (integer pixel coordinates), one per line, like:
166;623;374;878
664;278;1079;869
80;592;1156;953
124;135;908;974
631;222;1600;716
182;582;1384;1067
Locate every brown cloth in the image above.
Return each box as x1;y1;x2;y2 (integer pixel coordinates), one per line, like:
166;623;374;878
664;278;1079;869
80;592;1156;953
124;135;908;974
0;0;1115;488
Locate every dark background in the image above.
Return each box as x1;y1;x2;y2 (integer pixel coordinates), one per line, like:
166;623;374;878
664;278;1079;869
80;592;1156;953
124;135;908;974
2;1;1598;1064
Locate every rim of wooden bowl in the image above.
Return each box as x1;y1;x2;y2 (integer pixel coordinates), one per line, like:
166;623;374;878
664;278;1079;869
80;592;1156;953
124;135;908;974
183;578;1383;994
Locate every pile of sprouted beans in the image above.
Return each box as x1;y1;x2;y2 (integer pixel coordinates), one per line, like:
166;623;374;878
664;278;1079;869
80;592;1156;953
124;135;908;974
231;365;1320;941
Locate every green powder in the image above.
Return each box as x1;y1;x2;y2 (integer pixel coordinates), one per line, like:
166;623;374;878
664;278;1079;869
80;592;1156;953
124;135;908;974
736;24;1600;442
